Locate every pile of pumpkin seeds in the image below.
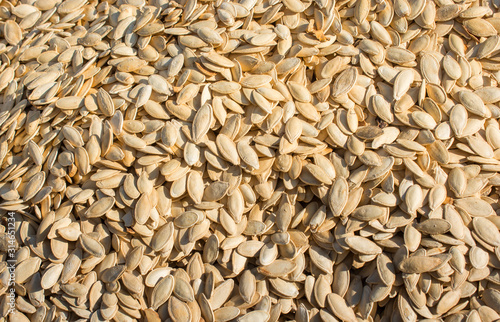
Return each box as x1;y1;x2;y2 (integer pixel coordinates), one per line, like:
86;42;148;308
1;0;500;320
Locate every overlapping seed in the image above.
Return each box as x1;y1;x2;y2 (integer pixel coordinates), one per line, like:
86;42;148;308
0;0;500;320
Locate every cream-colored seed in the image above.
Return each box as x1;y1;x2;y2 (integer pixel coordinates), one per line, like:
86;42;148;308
1;0;500;320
